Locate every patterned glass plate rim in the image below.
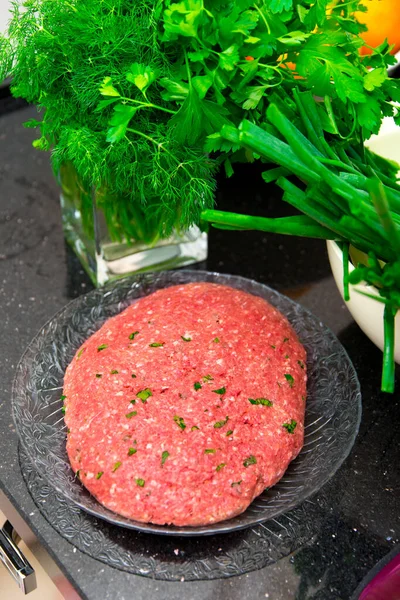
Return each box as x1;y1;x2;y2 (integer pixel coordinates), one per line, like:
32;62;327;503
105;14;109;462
12;270;362;536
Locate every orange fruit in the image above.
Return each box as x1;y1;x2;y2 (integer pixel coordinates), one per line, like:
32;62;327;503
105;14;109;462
355;0;400;55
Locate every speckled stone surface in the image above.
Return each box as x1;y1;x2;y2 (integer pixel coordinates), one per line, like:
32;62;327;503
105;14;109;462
0;104;399;600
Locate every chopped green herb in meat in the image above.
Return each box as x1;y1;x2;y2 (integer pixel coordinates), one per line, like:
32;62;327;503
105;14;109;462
231;480;242;487
226;430;233;437
212;387;226;395
161;450;170;466
136;388;152;402
77;348;85;359
95;373;102;378
194;381;202;391
213;337;220;343
216;463;226;472
282;419;297;434
243;455;257;467
128;447;137;456
214;416;229;428
181;336;191;342
173;415;186;430
97;344;107;351
126;411;137;418
149;342;164;347
202;374;214;382
205;448;216;454
191;425;199;431
112;461;122;472
297;360;305;369
110;369;119;374
249;398;273;407
284;374;295;388
129;331;139;340
96;471;103;479
135;478;145;487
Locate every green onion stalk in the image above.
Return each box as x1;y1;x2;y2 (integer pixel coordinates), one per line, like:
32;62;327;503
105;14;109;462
202;104;400;393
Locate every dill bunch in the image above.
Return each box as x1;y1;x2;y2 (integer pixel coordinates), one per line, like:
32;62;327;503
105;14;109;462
1;0;216;239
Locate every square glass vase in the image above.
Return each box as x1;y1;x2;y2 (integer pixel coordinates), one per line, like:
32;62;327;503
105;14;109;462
58;163;207;286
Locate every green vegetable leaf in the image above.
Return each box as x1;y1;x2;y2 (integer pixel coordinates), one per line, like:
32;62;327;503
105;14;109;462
99;77;120;97
97;344;108;352
126;411;137;418
149;342;164;347
219;45;240;71
129;331;139;340
363;68;387;92
160;77;189;101
128;447;137;456
94;98;119;113
205;448;216;454
112;461;122;472
135;478;145;487
194;381;202;391
161;450;170;465
216;462;226;472
267;0;293;14
96;472;103;479
126;63;158;94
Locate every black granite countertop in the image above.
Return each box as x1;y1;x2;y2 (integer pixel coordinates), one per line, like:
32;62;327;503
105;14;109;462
0;104;399;600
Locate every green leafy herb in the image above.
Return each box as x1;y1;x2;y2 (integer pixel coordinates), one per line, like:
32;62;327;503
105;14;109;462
226;430;233;436
214;416;229;428
284;374;295;388
282;419;297;434
135;478;145;487
130;399;136;405
128;447;137;456
110;369;119;374
161;450;170;465
97;344;108;352
297;360;305;369
231;480;242;487
283;337;289;343
77;348;85;359
126;411;137;419
129;331;139;340
205;448;216;454
173;415;186;430
243;455;257;467
61;406;66;415
194;381;202;391
112;461;122;472
136;388;152;402
213;337;220;343
131;374;137;379
95;373;102;378
96;471;103;479
60;395;66;402
216;463;226;472
181;336;192;342
212;387;226;395
149;342;164;347
249;398;273;406
270;345;276;350
191;425;200;431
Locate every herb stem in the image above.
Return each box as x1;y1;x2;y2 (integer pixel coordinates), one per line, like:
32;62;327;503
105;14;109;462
382;304;396;393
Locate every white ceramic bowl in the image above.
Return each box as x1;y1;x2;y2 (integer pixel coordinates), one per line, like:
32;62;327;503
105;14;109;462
327;120;400;361
327;240;400;363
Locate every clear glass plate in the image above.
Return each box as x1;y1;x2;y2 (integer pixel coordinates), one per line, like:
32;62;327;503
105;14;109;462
12;271;361;536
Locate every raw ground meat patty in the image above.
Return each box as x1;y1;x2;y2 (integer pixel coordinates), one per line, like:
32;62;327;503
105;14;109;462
63;282;307;527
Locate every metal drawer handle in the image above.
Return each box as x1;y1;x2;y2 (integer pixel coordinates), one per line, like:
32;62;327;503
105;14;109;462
0;520;37;594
